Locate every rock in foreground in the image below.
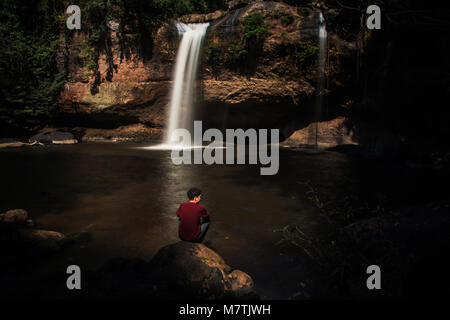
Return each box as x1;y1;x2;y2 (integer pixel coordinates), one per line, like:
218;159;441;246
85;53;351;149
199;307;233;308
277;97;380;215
150;241;257;299
89;241;258;299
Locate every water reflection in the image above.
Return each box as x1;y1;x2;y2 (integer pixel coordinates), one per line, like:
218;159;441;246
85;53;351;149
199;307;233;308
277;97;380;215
0;143;352;298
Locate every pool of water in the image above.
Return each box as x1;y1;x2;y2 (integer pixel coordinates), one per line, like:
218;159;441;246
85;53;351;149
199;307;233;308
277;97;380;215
1;142;445;298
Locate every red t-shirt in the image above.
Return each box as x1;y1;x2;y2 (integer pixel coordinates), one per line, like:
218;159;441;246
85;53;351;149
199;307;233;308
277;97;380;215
176;202;210;241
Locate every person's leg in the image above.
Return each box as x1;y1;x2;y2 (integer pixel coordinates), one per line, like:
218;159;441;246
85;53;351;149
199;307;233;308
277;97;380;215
196;222;210;243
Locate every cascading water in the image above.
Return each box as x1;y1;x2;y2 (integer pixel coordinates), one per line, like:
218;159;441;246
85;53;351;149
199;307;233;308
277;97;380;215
164;22;209;146
311;12;327;150
221;8;241;33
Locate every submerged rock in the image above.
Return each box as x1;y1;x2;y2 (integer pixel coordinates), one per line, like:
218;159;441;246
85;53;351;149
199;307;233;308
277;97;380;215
17;228;67;253
0;208;68;258
0;209;28;224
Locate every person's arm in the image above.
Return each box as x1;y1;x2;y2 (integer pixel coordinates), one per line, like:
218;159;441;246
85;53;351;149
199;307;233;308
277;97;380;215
199;207;210;218
176;204;182;221
199;207;210;224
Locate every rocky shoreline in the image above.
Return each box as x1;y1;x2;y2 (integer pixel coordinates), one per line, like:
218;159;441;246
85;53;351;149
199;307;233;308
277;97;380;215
0;125;164;148
1;115;358;149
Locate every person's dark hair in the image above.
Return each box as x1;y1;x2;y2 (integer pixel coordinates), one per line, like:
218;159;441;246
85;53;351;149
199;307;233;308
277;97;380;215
187;187;202;200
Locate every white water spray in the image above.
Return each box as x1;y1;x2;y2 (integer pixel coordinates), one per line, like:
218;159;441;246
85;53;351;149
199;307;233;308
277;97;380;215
313;12;327;148
222;8;241;33
319;12;327;40
164;22;209;146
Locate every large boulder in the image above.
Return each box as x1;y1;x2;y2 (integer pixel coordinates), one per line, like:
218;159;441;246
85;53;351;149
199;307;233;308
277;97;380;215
281;117;357;148
29;131;77;144
88;241;258;299
149;241;257;299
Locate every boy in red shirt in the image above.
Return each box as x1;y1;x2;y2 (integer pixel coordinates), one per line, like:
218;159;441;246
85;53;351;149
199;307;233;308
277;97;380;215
176;188;210;243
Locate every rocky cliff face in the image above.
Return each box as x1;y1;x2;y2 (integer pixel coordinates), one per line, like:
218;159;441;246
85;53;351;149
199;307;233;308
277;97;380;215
58;1;359;142
199;1;358;140
58;20;178;131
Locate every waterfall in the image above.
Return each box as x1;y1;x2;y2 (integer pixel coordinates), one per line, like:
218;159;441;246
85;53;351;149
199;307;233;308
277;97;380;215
165;22;209;145
313;12;327;148
221;8;242;33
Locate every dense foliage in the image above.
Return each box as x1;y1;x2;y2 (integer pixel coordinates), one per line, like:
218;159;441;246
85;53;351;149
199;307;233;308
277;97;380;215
241;12;267;42
0;0;67;135
206;11;269;75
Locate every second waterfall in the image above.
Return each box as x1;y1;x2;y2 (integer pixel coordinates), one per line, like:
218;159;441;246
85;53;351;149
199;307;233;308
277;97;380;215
165;23;209;145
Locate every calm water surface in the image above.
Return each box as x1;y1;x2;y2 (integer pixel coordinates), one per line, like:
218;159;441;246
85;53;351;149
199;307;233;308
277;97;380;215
1;142;425;298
